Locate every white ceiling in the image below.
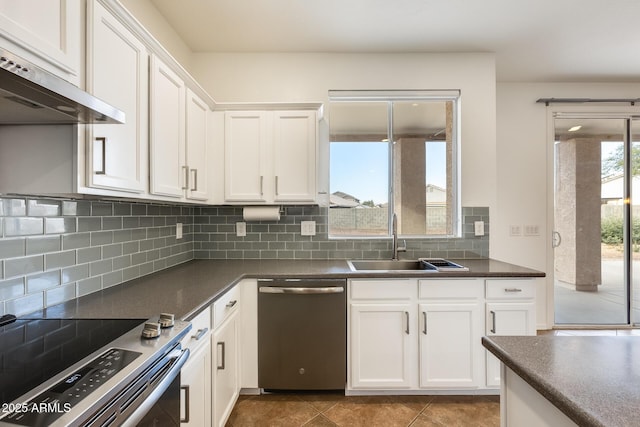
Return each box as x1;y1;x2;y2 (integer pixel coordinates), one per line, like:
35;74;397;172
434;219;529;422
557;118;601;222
150;0;640;82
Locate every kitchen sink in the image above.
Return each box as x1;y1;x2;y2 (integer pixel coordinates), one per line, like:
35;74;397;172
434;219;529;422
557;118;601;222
347;258;468;272
348;259;437;272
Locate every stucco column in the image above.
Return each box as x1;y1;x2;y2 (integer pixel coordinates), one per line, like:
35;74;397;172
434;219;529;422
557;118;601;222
394;137;426;234
555;137;602;291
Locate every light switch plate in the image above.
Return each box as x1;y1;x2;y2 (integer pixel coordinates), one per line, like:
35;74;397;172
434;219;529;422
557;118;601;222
236;222;247;237
176;223;183;239
524;224;540;236
301;221;316;236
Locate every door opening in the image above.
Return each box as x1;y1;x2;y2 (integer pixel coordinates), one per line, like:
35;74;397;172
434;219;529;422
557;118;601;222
553;114;640;326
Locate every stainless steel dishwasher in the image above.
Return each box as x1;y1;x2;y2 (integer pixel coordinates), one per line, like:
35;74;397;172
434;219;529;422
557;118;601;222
258;278;346;391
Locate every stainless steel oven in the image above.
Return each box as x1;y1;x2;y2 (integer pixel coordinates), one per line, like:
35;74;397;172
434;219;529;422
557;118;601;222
0;314;191;426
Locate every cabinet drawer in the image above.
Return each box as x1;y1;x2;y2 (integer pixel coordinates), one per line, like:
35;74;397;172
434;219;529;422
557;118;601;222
486;280;535;300
182;306;211;351
213;285;241;329
349;279;415;300
418;279;483;299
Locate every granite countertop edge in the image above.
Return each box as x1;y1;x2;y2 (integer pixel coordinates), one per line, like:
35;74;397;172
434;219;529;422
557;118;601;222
482;337;605;427
30;258;544;322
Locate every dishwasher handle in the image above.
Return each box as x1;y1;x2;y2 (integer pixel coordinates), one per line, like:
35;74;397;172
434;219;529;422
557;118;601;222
259;286;344;295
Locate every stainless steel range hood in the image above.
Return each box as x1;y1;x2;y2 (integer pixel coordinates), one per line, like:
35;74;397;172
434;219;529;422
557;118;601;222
0;48;125;125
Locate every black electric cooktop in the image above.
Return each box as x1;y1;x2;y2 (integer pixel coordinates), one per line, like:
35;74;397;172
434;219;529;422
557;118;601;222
0;318;146;405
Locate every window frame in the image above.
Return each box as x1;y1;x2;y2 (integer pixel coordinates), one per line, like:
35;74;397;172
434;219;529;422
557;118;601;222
328;89;462;239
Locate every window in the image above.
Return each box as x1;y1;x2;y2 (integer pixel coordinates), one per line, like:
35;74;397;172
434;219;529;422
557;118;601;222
328;90;461;238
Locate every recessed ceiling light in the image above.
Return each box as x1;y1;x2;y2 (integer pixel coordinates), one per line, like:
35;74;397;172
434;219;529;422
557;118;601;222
568;125;582;132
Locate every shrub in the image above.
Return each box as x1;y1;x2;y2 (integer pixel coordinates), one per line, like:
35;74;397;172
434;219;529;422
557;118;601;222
601;216;640;245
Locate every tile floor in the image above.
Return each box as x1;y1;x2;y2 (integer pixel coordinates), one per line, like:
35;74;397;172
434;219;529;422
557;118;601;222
227;329;640;426
226;393;500;427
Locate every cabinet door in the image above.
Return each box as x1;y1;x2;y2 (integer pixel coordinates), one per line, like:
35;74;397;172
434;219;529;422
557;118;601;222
180;340;211;426
224;111;267;202
485;302;536;387
212;310;239;427
185;88;209;201
87;1;148;193
0;0;80;83
272;110;316;202
419;302;483;388
149;55;185;198
349;303;414;389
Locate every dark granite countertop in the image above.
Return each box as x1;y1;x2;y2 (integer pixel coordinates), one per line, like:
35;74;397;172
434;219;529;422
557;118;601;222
33;258;543;321
482;335;640;427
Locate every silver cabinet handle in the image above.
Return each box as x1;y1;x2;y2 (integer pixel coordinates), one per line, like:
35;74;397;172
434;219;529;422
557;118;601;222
259;286;344;294
260;175;264;196
217;341;226;370
275;175;279;196
490;310;496;334
422;312;427;335
190;168;198;191
180;385;190;423
226;300;237;308
504;288;523;293
95;137;106;175
405;311;410;335
182;166;189;190
191;327;209;341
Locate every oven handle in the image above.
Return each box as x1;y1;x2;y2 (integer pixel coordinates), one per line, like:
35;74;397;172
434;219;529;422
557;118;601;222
121;347;190;427
259;286;344;294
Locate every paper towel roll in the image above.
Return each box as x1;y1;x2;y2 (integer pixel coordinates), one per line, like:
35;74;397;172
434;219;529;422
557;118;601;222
243;206;281;221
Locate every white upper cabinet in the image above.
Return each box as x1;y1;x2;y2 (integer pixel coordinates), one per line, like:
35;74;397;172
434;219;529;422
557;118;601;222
224;111;269;202
224;109;318;204
185;88;209;201
149;55;186;198
86;0;149;194
149;55;211;201
272;111;317;202
0;0;81;84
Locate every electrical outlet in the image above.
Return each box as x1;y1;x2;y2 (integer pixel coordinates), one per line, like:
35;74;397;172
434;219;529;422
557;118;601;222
236;222;247;237
301;221;316;236
510;225;522;236
474;221;485;236
176;223;183;239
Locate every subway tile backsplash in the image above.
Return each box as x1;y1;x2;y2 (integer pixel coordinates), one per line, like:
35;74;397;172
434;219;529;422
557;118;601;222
0;197;194;316
193;206;489;261
0;195;489;316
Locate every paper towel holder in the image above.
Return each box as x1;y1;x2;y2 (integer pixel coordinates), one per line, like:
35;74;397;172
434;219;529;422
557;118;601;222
242;205;283;222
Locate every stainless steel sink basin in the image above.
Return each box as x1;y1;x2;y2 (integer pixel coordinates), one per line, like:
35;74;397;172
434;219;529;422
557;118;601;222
347;259;437;272
347;258;469;272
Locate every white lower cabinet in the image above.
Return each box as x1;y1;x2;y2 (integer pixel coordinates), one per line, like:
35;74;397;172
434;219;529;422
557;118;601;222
181;339;211;426
348;277;534;393
485;280;536;388
180;307;212;426
418;280;484;389
349;302;415;389
212;286;241;427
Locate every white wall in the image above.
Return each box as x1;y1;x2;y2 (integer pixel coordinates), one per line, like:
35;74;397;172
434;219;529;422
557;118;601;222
495;82;640;328
192;52;497;219
119;0;194;72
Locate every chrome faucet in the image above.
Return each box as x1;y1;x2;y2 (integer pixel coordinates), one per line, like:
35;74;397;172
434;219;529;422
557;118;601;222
391;213;407;260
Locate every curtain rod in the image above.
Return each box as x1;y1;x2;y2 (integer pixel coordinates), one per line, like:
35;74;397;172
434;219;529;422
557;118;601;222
536;98;640;106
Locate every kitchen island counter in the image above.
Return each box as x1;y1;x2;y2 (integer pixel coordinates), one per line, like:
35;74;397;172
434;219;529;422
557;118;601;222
33;258;543;321
482;335;640;427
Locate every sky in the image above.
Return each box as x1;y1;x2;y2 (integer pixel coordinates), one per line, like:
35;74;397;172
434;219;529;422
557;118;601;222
330;141;447;204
